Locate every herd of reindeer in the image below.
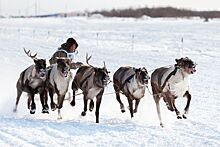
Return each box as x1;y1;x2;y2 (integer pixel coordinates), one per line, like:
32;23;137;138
13;49;196;127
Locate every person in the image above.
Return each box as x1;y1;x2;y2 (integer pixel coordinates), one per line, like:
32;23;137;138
49;37;83;69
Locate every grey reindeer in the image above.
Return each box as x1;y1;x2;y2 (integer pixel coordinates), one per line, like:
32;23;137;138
13;48;48;114
71;54;110;123
113;66;150;118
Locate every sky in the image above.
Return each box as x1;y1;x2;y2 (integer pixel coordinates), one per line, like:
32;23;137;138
0;0;220;16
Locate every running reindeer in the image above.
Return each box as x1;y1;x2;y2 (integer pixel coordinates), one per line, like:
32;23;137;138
113;66;150;118
46;57;72;119
151;57;196;127
13;48;48;114
71;54;110;123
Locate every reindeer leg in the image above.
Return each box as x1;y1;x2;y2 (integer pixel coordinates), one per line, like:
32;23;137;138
49;88;56;111
116;92;125;113
13;88;22;112
70;90;76;107
30;93;36;114
183;91;191;119
27;95;31;110
127;97;134;118
40;91;49;114
71;80;78;107
164;92;175;112
57;95;65;119
89;99;94;112
113;83;125;113
172;98;182;119
95;90;104;123
44;90;49;110
133;99;140;113
81;94;88;116
153;95;164;127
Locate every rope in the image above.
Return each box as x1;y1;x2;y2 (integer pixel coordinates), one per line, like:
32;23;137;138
146;84;163;97
147;86;153;95
103;92;116;95
65;64;175;100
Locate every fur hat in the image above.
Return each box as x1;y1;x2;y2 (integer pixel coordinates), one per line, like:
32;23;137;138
66;38;78;49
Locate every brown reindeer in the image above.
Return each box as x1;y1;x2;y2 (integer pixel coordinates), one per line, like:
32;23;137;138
113;66;150;118
70;54;110;123
13;48;48;114
151;57;196;127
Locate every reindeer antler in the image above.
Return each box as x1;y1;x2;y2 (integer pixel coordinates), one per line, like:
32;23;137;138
23;48;37;60
103;61;110;73
86;53;93;67
103;61;106;69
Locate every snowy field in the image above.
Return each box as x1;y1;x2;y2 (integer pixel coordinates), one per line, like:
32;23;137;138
0;16;220;146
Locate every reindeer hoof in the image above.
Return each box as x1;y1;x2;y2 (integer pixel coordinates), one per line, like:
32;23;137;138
121;107;125;113
81;111;86;116
89;101;94;112
121;109;125;113
30;109;35;114
89;107;93;112
70;101;75;107
160;123;164;128
89;104;94;112
44;104;49;110
177;115;182;119
42;109;49;114
51;103;57;111
57;116;62;120
182;114;187;119
168;107;174;112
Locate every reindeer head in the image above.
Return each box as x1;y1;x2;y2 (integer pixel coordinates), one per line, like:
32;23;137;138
56;57;71;77
24;48;46;78
135;67;150;86
175;57;196;74
86;53;110;87
94;66;110;88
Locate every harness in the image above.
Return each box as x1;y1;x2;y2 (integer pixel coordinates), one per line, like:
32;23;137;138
21;68;28;87
46;66;59;94
161;67;178;90
121;74;135;88
80;72;94;88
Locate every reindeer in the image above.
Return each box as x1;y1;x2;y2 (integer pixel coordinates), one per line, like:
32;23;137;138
113;66;150;118
70;54;110;123
46;57;72;119
13;48;48;114
151;57;196;127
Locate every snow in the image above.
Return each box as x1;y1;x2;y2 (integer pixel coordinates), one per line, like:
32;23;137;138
0;17;220;146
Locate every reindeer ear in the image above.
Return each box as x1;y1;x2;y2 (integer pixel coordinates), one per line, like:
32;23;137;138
94;68;98;73
135;68;141;72
175;59;179;63
33;59;38;64
142;67;147;72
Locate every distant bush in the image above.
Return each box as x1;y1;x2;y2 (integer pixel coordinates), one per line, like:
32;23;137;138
91;6;220;19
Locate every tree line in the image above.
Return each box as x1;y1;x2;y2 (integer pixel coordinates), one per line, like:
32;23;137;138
91;7;220;19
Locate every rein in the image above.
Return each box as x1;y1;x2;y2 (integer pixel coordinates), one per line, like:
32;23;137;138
67;64;175;99
146;86;163;97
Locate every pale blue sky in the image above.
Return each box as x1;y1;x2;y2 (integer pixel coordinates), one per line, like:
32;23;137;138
1;0;220;16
